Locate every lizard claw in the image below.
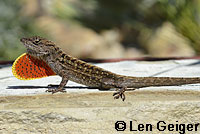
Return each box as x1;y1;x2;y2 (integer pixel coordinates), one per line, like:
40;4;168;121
113;87;126;101
46;84;66;94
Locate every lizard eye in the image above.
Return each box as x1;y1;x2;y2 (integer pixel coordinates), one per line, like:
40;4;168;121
33;39;41;44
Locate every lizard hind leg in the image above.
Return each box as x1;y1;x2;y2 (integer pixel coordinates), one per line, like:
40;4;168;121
113;87;127;101
46;77;68;94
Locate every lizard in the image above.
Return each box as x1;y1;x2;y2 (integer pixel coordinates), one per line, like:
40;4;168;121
16;36;200;101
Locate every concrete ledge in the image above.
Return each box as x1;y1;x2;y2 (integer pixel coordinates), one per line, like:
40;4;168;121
0;59;200;133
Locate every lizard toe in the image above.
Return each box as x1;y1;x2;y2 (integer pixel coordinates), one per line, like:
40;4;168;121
113;87;126;101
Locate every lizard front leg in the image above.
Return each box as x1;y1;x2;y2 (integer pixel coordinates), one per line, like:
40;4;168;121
46;76;68;93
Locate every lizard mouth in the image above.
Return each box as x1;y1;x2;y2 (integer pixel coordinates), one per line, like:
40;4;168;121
20;37;37;50
20;37;40;56
20;37;47;59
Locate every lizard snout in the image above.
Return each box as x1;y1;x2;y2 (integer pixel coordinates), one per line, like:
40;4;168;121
20;38;27;43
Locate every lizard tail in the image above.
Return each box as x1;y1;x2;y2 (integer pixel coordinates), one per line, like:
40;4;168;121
121;76;200;88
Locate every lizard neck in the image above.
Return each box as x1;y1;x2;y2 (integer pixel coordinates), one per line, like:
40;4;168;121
38;46;65;75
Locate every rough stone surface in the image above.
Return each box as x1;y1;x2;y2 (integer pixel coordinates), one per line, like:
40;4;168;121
0;60;200;133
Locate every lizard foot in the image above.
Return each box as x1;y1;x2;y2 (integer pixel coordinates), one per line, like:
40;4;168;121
45;88;66;94
113;87;126;101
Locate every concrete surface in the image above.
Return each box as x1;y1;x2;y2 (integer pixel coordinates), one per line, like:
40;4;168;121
0;59;200;134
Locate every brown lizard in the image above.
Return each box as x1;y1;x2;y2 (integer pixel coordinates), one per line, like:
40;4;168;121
19;36;200;101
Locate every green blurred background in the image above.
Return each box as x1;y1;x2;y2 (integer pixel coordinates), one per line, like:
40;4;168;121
1;0;200;60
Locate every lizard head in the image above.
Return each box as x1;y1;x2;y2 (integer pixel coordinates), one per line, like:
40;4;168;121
20;36;57;59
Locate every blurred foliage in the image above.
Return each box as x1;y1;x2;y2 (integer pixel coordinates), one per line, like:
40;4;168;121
74;0;200;53
153;0;200;53
46;0;78;20
76;0;152;30
0;0;46;60
1;0;200;60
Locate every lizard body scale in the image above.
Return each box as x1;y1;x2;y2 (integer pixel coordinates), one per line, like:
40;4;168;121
20;36;200;101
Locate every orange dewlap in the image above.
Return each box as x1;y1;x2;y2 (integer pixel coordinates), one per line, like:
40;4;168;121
12;53;56;80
